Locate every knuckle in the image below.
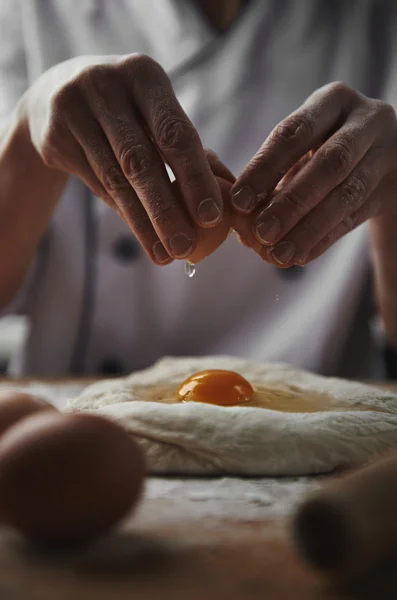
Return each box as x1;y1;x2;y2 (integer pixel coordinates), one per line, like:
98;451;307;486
320;232;333;248
374;100;396;125
282;189;309;217
101;164;130;195
326;81;356;103
51;81;79;114
338;173;368;211
249;152;285;185
318;137;354;176
78;64;115;97
272;114;314;147
157;117;198;152
339;215;357;233
118;143;152;181
297;216;319;238
122;53;164;81
150;204;176;226
343;213;357;230
337;219;352;236
322;227;341;249
129;53;158;70
204;147;219;161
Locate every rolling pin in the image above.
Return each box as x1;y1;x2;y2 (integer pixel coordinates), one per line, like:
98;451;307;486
292;450;397;580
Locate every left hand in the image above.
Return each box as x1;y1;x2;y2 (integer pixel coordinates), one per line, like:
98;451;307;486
231;82;397;267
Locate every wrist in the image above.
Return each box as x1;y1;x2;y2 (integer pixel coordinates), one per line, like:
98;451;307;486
2;103;66;185
0;105;68;229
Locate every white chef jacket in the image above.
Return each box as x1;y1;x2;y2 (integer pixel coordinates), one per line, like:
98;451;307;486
1;0;397;377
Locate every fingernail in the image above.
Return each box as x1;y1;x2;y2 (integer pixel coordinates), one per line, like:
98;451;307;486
296;253;309;266
198;198;221;225
153;241;171;264
232;186;256;212
170;233;193;258
256;216;281;244
270;242;295;265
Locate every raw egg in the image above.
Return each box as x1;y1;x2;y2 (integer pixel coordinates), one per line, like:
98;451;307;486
136;372;384;414
0;391;56;437
172;177;233;264
0;412;145;544
177;370;254;406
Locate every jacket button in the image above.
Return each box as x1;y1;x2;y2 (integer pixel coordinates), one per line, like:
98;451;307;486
97;359;125;376
113;236;140;262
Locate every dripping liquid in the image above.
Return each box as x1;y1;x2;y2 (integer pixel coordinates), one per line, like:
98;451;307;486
184;261;196;278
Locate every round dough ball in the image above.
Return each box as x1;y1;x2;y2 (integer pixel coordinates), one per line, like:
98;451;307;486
0;391;56;437
0;412;145;544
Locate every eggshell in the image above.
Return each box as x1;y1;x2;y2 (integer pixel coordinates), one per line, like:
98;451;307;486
0;391;56;437
189;177;233;264
0;412;145;543
170;176;233;264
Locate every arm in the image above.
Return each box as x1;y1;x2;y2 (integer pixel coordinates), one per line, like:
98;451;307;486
370;215;397;349
0;0;67;310
0;113;67;310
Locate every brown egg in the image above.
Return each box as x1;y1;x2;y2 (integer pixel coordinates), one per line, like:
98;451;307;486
170;176;233;264
189;177;233;264
0;391;56;437
0;412;145;544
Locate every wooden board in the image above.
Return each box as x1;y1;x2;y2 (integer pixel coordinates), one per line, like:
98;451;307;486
1;478;397;600
0;379;396;599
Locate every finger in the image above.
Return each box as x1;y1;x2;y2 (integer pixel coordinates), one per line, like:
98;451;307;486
230;211;263;255
265;146;388;266
185;177;233;264
205;149;236;183
83;73;196;260
232;82;358;213
50;130;110;200
124;55;223;227
48;127;130;226
253;113;380;248
276;148;317;191
229;153;316;256
235;233;253;249
68;107;173;265
303;193;382;264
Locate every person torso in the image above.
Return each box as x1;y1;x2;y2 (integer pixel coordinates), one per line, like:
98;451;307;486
8;0;397;376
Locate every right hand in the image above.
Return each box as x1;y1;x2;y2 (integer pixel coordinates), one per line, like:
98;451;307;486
20;54;225;264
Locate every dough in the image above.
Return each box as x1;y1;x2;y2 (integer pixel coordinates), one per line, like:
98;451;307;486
65;356;397;476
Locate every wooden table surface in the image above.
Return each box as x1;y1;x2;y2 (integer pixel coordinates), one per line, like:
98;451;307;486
0;378;396;600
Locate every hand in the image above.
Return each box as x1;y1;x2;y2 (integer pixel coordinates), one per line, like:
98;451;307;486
21;54;224;265
231;82;397;266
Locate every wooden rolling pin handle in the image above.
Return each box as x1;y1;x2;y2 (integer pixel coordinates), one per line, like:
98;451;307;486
292;450;397;579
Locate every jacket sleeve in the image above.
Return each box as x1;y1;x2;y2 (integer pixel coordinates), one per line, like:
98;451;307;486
0;0;28;128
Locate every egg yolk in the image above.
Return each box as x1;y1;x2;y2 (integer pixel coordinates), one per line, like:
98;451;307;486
177;370;254;406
